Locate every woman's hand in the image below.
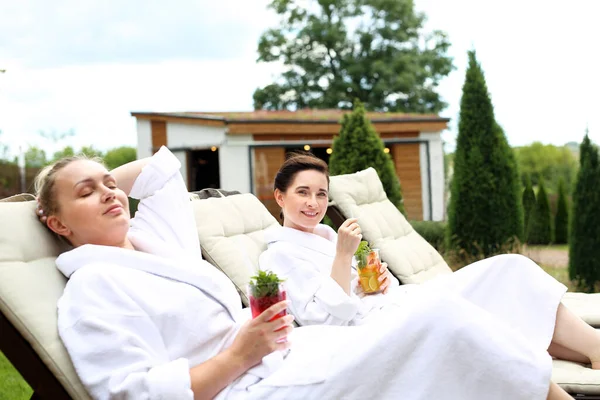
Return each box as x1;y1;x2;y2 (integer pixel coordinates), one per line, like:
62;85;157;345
228;301;294;369
336;218;362;258
378;262;392;294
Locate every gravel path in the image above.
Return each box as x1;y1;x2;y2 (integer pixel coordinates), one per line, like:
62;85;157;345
521;246;569;268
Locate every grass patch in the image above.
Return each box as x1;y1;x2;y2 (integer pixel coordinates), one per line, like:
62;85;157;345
526;244;569;251
0;351;32;400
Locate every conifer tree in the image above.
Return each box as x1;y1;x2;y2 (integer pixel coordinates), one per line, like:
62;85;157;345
447;51;523;257
569;135;600;291
522;174;536;241
528;178;552;245
329;100;404;213
554;178;569;244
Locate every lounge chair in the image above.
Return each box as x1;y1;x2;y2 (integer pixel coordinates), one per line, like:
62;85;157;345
2;190;600;398
326;167;600;396
0;190;276;400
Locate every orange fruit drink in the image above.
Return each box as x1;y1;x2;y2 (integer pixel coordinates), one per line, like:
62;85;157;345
354;242;382;294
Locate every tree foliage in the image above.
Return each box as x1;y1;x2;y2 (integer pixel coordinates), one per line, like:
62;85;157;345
329;99;404;212
554;177;569;244
24;146;48;168
447;50;523;257
104;146;137;170
522;174;536;241
569;135;600;291
254;0;454;113
527;178;552;245
513;142;578;195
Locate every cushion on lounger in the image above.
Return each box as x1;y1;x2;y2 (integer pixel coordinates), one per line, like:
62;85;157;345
191;192;280;306
328;167;452;284
0;194;90;399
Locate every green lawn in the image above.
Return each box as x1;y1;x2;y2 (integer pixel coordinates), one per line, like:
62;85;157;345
0;351;31;400
527;244;569;252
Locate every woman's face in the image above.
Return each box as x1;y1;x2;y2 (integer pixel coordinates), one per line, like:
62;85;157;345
275;169;328;233
47;160;131;247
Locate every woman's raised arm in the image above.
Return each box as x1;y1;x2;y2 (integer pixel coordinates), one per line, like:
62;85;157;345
111;157;151;196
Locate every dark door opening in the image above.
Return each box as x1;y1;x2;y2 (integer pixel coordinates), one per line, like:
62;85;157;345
190;149;220;191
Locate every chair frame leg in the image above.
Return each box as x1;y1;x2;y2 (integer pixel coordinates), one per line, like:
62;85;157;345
1;312;72;399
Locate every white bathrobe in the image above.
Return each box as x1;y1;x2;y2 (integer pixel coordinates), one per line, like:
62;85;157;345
260;224;412;326
56;147;559;400
260;224;567;340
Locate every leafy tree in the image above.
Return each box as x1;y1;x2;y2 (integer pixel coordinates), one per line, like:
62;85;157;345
569;134;600;291
447;50;523;257
254;0;453;113
527;178;552;245
514;142;577;194
522;174;536;241
329;99;404;212
104;146;137;170
79;145;104;159
52;146;75;161
554;177;569;244
24;146;48;168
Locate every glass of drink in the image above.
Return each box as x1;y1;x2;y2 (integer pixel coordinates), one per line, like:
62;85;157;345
354;246;382;294
247;270;287;320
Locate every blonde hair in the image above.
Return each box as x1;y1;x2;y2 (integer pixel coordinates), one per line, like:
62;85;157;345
34;155;105;218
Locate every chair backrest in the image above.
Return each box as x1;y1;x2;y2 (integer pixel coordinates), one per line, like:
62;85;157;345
0;194;89;399
190;192;280;306
328;168;452;284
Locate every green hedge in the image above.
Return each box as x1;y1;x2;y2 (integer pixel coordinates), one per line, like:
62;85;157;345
410;220;446;252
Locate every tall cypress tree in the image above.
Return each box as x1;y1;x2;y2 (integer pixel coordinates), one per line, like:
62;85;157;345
447;51;523;257
522;174;536;241
554;178;569;244
569;135;600;291
527;178;552;245
329;99;404;213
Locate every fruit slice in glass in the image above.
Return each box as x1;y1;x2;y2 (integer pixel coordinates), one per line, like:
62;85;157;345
354;248;382;294
247;282;287;320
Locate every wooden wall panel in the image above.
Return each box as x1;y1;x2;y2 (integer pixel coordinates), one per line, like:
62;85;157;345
392;143;423;221
253;147;286;221
151;120;167;151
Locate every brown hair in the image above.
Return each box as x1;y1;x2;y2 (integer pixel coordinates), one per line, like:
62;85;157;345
274;152;329;221
34;155;105;219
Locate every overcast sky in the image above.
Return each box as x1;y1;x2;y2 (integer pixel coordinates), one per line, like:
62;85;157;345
1;0;599;157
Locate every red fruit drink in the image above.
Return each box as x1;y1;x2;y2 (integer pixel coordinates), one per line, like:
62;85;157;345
249;289;287;319
247;282;287;320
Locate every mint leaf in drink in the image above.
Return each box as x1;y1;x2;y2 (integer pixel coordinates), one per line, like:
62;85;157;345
249;270;284;298
354;241;371;269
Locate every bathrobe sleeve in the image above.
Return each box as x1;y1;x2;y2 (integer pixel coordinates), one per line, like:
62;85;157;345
128;146;200;253
259;247;361;326
58;266;194;400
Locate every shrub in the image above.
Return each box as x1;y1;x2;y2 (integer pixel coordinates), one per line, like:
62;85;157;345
410;220;446;252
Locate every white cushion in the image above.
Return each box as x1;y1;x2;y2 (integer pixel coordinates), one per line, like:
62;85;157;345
561;292;600;327
553;359;600;394
0;195;91;400
328;167;452;284
191;193;280;306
